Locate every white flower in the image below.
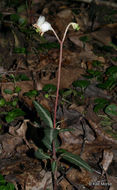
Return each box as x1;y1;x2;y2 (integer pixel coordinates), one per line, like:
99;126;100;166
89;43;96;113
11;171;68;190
33;16;52;36
71;22;80;31
37;15;45;26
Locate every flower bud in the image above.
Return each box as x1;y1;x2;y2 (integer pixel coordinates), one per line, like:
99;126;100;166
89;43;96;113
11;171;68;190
71;23;80;31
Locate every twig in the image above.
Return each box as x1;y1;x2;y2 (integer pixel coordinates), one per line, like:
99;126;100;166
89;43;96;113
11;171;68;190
79;117;87;156
75;0;117;8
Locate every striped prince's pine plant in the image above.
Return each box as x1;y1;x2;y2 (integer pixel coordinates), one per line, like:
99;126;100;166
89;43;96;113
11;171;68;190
33;16;93;190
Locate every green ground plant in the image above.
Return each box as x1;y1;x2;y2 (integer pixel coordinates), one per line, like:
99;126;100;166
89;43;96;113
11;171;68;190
0;174;15;190
33;16;93;190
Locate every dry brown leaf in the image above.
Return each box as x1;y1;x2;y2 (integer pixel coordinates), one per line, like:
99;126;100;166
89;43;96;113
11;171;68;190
1;81;34;101
24;170;53;190
55;9;73;32
40;66;84;89
9;120;31;149
100;149;113;173
91;23;117;46
0;133;23;158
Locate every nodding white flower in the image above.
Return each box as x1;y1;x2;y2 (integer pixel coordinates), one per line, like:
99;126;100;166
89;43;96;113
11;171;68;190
71;22;80;31
33;16;52;36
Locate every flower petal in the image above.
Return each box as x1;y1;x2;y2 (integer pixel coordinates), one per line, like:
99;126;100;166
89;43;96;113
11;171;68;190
37;16;45;27
40;21;52;33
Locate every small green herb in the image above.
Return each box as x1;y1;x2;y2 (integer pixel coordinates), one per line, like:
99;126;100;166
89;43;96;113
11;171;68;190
15;74;29;81
43;84;57;93
14;47;26;53
15;86;21;93
105;104;117;116
0;174;15;190
92;60;102;67
73;80;90;90
94;98;109;113
0;98;6;106
23;90;38;98
5;108;25;123
4;89;13;94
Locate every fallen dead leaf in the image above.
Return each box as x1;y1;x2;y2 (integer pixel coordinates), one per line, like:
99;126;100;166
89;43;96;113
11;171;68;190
1;81;34;101
100;149;113;173
0;133;23;158
9;120;31;149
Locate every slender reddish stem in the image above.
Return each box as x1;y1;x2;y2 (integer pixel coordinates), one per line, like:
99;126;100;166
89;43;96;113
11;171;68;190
52;23;72;129
53;42;63;129
52;42;63;190
51;24;73;190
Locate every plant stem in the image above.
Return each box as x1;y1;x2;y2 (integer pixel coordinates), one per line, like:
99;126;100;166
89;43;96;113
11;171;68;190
51;23;74;190
51;28;61;44
53;42;63;129
52;42;63;190
52;23;72;129
52;141;58;190
62;23;72;43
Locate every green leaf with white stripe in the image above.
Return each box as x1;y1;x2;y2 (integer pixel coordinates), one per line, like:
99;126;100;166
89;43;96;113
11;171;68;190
35;148;50;160
33;101;53;128
44;128;59;143
42;128;60;150
60;151;92;172
51;161;57;174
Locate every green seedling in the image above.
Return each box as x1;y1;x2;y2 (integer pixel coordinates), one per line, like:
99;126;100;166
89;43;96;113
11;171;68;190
43;84;57;98
5;108;25;123
87;69;102;80
72;79;90;92
0;98;6;107
14;86;21;93
4;89;13;95
11;99;18;107
97;66;117;90
61;88;77;98
0;97;24;123
14;47;26;53
59;88;79;104
15;74;29;81
4;74;21;96
92;60;102;67
23;90;38;99
106;66;117;77
94;98;109;113
105;104;117;116
0;97;18;108
0;174;15;190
